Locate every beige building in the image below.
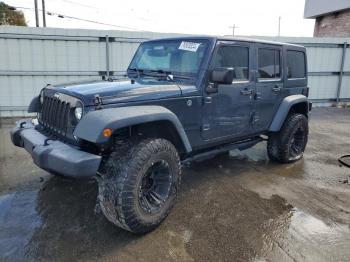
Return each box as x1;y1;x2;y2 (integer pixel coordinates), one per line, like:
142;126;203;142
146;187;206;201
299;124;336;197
304;0;350;37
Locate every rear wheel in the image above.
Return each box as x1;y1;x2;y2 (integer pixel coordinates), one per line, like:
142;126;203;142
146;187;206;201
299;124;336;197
267;113;308;163
97;138;181;234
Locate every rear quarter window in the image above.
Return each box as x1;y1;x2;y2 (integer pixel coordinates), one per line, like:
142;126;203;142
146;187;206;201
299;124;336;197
287;50;306;79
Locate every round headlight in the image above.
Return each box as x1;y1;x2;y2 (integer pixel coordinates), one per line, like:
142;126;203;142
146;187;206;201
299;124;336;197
75;106;83;120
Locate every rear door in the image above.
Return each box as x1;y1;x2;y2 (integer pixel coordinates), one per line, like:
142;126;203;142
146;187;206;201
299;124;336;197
253;44;286;132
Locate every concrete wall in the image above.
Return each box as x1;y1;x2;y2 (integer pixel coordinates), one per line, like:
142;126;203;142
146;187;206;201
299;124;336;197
1;26;350;117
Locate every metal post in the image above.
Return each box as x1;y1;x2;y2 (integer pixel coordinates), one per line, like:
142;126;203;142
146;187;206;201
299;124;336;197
42;0;46;27
105;35;110;79
229;24;238;37
278;16;281;37
336;42;347;105
34;0;39;27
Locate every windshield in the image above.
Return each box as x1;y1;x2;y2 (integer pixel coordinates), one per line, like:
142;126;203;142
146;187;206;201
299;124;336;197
128;39;209;76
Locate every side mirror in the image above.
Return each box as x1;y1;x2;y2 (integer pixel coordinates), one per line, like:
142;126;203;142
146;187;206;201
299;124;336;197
210;67;235;84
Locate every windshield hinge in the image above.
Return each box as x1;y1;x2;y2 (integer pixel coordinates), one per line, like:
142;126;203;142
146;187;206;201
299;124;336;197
94;94;103;110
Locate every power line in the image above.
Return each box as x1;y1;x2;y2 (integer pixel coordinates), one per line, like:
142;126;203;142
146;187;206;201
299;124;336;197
60;0;97;10
57;0;152;22
10;5;148;32
54;13;148;31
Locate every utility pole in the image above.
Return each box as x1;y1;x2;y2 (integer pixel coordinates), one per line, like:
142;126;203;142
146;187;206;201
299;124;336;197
42;0;46;27
229;24;239;36
34;0;39;27
278;16;281;37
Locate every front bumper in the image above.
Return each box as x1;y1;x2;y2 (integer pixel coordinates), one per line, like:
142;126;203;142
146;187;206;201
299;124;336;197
309;102;313;111
10;119;101;178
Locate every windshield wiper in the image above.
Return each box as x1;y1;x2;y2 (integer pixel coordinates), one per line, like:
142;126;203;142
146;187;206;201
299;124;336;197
147;69;193;81
128;68;192;81
128;67;143;78
148;69;175;81
128;68;171;80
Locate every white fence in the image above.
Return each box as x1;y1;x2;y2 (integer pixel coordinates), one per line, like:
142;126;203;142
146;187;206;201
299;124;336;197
255;36;350;106
0;26;349;117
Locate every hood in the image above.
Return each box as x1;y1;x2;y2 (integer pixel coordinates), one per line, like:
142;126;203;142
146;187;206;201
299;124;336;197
48;79;197;106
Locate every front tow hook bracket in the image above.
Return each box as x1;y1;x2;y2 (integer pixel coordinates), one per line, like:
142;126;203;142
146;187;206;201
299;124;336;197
43;138;55;146
19;121;27;128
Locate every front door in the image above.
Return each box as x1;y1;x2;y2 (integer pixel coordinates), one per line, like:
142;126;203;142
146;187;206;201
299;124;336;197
201;41;255;141
253;44;285;131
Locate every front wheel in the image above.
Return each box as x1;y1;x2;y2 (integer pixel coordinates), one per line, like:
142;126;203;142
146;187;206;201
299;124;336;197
97;138;181;234
267;113;308;163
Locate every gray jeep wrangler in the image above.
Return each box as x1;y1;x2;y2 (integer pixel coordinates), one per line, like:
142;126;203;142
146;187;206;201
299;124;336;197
11;36;311;233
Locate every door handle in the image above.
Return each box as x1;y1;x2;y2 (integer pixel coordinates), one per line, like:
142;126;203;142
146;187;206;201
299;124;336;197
254;92;262;100
240;89;253;95
272;85;281;92
204;96;212;104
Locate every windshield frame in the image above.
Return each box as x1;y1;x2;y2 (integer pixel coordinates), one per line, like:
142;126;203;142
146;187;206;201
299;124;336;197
127;38;212;79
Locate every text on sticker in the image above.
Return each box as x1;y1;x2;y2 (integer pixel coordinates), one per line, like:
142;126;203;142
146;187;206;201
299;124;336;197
179;41;201;52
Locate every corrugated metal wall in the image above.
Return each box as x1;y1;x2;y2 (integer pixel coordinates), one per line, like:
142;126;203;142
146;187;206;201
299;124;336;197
0;27;349;117
0;26;180;117
255;36;350;106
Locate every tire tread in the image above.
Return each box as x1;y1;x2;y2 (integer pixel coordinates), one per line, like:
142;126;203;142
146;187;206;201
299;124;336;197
98;138;180;233
267;113;308;163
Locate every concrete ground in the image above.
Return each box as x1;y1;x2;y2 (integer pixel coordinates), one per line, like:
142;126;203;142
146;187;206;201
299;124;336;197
0;107;349;262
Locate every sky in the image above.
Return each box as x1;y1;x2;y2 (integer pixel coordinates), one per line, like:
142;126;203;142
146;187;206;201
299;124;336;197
4;0;315;37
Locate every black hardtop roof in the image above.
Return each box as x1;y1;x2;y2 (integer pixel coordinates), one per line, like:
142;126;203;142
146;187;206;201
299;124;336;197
145;35;305;50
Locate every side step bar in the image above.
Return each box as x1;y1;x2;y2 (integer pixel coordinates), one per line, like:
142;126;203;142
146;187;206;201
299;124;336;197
182;137;263;164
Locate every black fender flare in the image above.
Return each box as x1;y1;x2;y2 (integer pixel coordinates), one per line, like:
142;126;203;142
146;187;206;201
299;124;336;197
74;105;192;153
269;94;309;132
28;96;40;113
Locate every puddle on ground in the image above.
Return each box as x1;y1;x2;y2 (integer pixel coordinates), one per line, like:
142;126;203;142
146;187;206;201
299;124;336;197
291;209;349;240
1;169;350;262
265;208;350;262
229;143;269;163
0;190;42;261
1;115;350;261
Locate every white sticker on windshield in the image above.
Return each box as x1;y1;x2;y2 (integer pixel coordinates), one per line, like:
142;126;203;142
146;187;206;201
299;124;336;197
178;41;201;52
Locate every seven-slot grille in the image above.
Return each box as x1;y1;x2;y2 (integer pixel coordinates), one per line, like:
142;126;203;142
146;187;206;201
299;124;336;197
39;95;71;136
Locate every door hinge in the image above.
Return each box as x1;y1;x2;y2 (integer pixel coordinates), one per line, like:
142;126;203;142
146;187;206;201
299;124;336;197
202;124;210;131
94;94;103;110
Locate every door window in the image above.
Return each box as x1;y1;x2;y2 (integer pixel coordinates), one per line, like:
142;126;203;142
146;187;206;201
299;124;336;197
211;45;249;81
258;48;281;80
287;50;306;79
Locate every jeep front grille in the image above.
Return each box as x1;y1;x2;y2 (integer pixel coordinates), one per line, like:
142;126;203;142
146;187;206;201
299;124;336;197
39;95;70;136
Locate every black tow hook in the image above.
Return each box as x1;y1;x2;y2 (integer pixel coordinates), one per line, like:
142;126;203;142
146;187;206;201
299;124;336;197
19;121;27;128
43;138;55;146
339;155;350;168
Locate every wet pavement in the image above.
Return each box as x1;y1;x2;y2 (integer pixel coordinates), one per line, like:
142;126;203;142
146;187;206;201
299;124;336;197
0;107;349;262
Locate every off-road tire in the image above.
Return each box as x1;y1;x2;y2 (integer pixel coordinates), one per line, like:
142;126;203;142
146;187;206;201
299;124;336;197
267;113;308;163
97;138;181;234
